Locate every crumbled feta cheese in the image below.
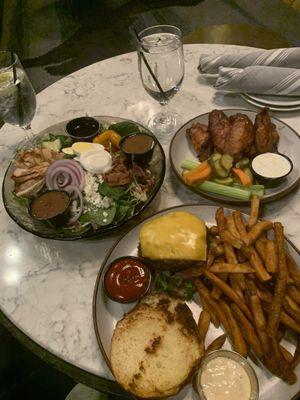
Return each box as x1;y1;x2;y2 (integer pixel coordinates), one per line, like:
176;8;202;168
103;219;107;223
103;211;108;217
83;172;111;209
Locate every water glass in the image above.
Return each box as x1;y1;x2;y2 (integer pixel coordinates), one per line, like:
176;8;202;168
137;25;184;139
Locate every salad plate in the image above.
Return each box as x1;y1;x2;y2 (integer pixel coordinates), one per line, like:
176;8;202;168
2;116;165;240
170;108;300;204
93;204;300;400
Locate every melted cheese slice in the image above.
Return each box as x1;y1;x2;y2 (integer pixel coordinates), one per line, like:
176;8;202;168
140;211;207;261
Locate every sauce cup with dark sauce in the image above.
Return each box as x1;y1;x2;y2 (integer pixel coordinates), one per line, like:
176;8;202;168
66;116;100;142
103;256;151;303
29;190;71;227
120;133;155;165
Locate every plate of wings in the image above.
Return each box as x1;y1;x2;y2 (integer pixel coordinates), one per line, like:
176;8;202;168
170;108;300;204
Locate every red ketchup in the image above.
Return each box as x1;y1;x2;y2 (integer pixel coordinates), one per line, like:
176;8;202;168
104;257;150;303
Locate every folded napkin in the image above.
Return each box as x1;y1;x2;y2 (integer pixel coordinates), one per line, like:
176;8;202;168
198;48;300;74
214;66;300;96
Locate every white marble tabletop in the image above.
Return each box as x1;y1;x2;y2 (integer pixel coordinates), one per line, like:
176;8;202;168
0;44;299;383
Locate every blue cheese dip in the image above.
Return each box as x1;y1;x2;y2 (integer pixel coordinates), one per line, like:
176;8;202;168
251;152;292;179
200;356;251;400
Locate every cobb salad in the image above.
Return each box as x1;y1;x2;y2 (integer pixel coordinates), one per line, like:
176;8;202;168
11;121;157;234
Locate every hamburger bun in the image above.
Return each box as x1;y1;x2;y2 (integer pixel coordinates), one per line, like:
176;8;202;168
110;293;202;398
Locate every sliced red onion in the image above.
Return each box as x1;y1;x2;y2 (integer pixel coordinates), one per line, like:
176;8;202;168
45;159;85;192
65;185;84;225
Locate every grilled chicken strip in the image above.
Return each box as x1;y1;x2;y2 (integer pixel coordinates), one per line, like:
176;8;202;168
254;108;279;154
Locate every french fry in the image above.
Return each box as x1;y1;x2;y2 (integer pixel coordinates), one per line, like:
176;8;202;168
283;296;300;324
219;299;248;357
265;240;278;274
287;286;300;305
243;221;273;246
195;280;220;328
202;270;252;320
232;210;247;238
286;252;300;286
207;248;216;268
231;304;263;357
210;262;254;274
291;336;300;369
226;215;240;239
206;334;226;354
248;194;260;228
249;247;272;282
216;208;243;249
285;294;300;313
199;293;220;328
279;345;294;364
271;337;297;384
246;279;270;353
262;303;300;335
280;311;300;335
210;273;227;300
195;279;231;335
224;243;245;292
198;309;211;341
255;238;266;263
267;223;288;337
255;283;273;303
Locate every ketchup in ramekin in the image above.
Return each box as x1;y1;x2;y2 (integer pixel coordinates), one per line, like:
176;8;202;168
103;256;151;303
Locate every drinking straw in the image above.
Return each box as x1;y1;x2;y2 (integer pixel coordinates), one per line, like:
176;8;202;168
133;28;167;102
10;51;24;126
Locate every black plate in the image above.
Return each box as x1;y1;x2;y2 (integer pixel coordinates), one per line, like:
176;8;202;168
2;116;165;240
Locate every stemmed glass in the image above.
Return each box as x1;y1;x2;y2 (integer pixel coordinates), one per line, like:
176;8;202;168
137;25;184;139
0;51;36;139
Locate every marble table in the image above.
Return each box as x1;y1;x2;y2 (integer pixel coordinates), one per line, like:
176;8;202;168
0;44;299;394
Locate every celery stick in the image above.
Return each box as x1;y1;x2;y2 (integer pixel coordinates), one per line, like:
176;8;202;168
251;190;264;198
180;159;200;170
249;185;265;190
196;181;251;200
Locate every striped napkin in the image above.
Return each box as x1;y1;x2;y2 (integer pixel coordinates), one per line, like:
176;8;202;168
214;66;300;96
198;48;300;74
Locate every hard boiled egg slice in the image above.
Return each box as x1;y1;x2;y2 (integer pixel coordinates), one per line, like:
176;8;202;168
62;147;74;155
79;149;112;174
72;142;104;156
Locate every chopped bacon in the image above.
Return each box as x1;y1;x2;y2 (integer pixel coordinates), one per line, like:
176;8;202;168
103;156;155;191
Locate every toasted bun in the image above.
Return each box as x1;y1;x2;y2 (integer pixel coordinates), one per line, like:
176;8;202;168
110;294;202;398
139;212;207;271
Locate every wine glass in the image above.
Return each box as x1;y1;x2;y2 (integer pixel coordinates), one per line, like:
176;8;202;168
137;25;184;139
0;51;36;139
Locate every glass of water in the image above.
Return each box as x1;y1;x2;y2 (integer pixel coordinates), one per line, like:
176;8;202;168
0;51;36;138
137;25;184;138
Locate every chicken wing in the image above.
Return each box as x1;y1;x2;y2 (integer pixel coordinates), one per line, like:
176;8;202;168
208;110;254;158
254;108;279;154
223;113;254;158
208;110;230;154
186;123;212;161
